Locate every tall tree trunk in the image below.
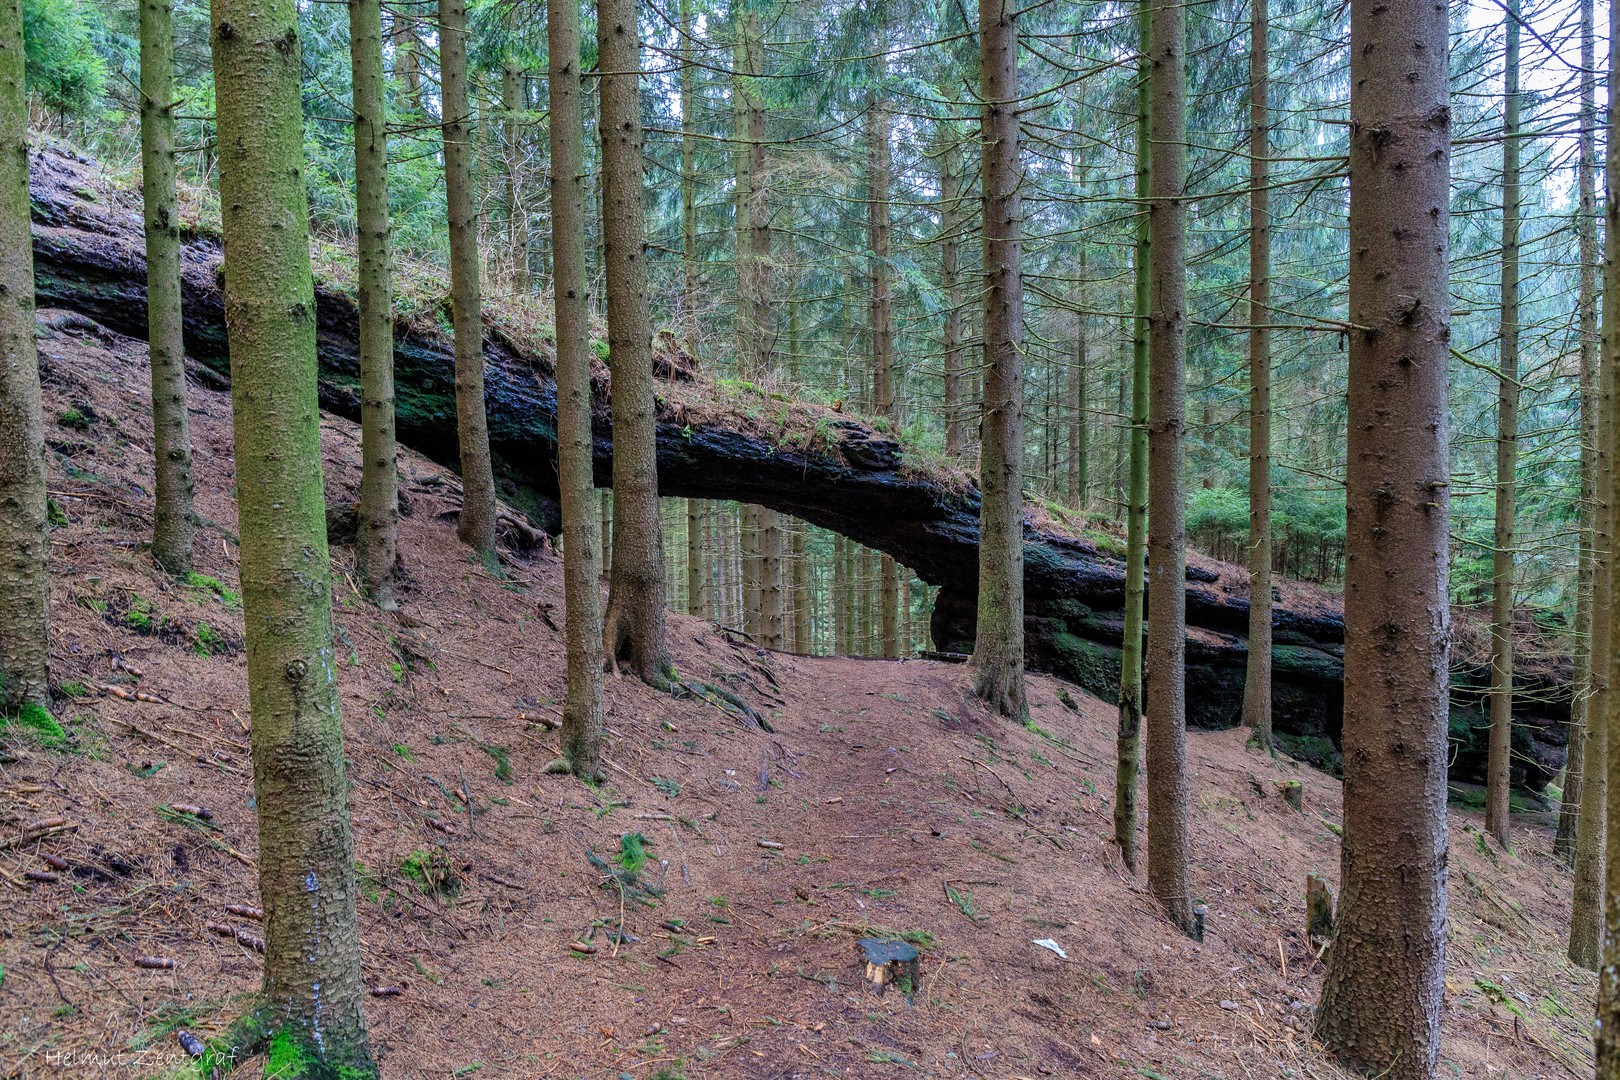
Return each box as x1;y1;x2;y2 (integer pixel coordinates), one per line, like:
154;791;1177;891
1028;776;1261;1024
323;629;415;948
793;523;810;649
1115;0;1152;875
870;98;899;648
870;99;894;417
351;0;398;609
141;0;196;577
208;0;374;1069
1484;0;1520;848
502;28;530;295
0;0;49;712
971;0;1026;718
392;9;421;115
680;0;696;326
1598;0;1620;1053
599;0;671;685
1068;251;1087;511
760;509;783;648
939;125;965;457
687;499;703;617
440;0;497;553
1313;0;1451;1067
1241;0;1271;748
1565;0;1605;965
1144;0;1193;937
549;0;605;780
881;553;899;657
833;530;848;653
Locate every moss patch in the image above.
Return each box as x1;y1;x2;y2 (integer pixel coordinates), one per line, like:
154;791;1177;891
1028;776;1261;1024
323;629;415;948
3;703;67;744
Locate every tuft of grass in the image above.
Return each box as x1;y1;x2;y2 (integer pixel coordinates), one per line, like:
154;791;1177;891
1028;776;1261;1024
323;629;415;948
480;744;514;784
619;833;651;876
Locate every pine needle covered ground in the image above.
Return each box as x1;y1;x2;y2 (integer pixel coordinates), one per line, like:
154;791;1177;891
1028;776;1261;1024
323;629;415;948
0;310;1589;1080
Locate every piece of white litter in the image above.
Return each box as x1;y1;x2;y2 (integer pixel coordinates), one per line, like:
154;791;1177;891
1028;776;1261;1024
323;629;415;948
1033;938;1068;959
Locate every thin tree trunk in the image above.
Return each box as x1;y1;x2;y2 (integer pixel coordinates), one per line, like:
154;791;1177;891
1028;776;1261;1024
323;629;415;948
793;523;809;649
550;0;604;780
601;490;612;576
209;0;374;1067
1115;0;1152;876
599;0;671;686
1597;0;1620;1048
1144;0;1193;937
680;0;696;330
351;0;397;609
1312;0;1451;1066
881;553;899;657
1241;0;1271;747
0;0;48;712
1069;251;1087;511
502;28;529;295
971;0;1026;718
392;9;421;114
1485;0;1520;848
939;124;965;457
1566;0;1605;963
440;0;496;553
687;499;703;617
833;531;848;653
870;99;894;417
141;0;195;577
760;508;783;648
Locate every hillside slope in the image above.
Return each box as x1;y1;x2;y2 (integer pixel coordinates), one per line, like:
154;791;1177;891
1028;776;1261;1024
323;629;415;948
0;314;1592;1079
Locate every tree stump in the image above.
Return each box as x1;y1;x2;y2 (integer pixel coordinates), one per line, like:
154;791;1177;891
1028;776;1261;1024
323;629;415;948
857;938;920;1001
1306;872;1335;954
1278;780;1303;812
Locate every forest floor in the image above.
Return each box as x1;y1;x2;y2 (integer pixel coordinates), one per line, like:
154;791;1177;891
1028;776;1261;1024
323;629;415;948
0;313;1594;1080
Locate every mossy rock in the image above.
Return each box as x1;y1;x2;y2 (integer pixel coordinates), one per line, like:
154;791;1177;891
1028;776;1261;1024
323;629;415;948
1045;633;1122;704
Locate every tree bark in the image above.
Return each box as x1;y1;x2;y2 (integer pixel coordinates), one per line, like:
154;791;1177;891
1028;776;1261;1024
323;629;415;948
1312;0;1451;1067
793;522;810;650
687;499;703;617
1565;0;1604;963
1598;0;1620;1054
939;126;966;458
439;0;497;553
881;552;899;658
1144;0;1194;937
599;0;671;685
870;99;894;418
1240;0;1271;748
1116;11;1151;875
1068;252;1087;511
209;0;375;1069
0;0;48;711
680;0;696;325
502;27;530;295
1484;0;1520;848
970;0;1026;718
549;0;605;780
140;0;196;577
350;0;398;609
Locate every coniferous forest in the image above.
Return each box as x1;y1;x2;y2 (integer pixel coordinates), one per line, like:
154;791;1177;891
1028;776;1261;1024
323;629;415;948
0;0;1617;1073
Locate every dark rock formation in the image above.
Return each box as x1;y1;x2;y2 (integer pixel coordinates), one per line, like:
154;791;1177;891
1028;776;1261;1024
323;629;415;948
27;146;1570;791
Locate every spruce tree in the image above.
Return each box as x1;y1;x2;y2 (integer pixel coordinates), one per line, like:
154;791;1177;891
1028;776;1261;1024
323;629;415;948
440;0;498;553
549;0;606;780
599;0;673;684
140;0;196;577
1313;0;1452;1068
208;0;375;1069
970;0;1025;717
350;0;398;608
0;0;49;713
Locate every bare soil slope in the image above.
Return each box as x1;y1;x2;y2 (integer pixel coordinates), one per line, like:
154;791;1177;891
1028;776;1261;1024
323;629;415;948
0;314;1591;1079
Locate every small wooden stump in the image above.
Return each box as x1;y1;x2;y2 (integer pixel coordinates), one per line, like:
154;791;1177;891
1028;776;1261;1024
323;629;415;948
1278;780;1303;813
857;938;920;1002
1306;872;1335;956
